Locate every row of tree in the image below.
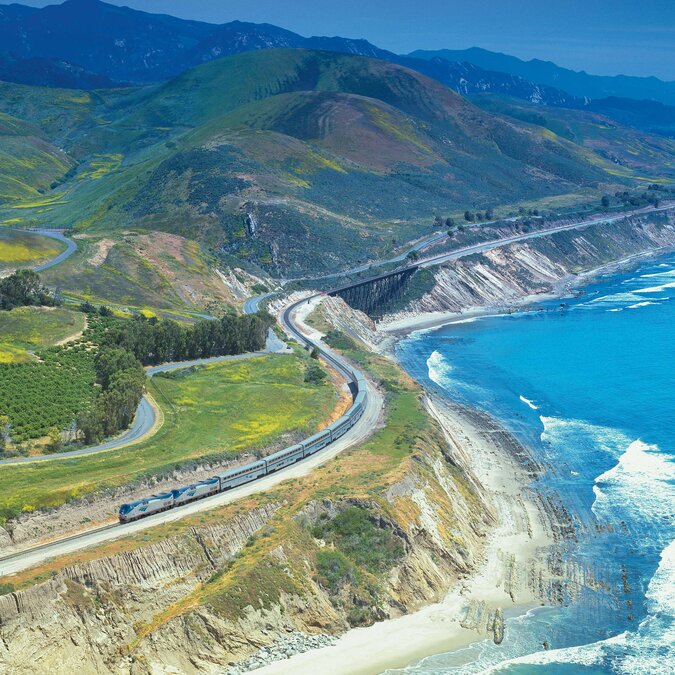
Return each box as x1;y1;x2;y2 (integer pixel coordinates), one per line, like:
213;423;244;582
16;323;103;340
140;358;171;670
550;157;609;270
94;311;273;366
74;310;273;443
433;209;495;228
0;270;59;310
76;348;146;444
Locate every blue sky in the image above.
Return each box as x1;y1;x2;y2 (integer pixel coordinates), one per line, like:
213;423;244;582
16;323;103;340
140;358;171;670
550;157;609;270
14;0;675;80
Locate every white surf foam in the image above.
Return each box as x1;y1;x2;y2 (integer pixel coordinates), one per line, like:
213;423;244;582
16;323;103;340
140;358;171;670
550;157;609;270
592;440;675;524
519;395;538;410
627;301;657;309
641;268;675;279
540;415;631;460
635;280;675;294
426;350;453;388
492;541;674;674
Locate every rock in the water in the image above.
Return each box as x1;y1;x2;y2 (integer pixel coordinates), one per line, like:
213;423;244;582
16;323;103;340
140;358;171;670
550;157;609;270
492;608;505;645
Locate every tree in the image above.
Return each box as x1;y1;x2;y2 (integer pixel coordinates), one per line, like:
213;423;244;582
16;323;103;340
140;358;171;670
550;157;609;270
433;215;444;228
311;346;320;360
406;250;420;262
485;208;494;220
0;416;9;451
464;211;474;222
445;217;455;228
46;426;62;454
601;195;611;208
0;270;56;310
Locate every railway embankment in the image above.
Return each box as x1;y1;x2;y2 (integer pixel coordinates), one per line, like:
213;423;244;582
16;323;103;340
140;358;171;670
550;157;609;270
383;208;675;331
2;211;673;673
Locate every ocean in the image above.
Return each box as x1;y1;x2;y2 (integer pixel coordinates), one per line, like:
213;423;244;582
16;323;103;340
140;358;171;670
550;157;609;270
393;254;675;674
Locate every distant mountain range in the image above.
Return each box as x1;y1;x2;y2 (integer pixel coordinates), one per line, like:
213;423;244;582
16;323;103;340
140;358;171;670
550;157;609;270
0;0;671;102
0;0;390;83
0;0;673;140
410;48;675;107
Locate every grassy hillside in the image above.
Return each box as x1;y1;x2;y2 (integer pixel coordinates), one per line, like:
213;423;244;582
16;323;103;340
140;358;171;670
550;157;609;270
0;352;337;520
0;49;673;282
472;94;675;182
0;306;85;362
0;111;73;204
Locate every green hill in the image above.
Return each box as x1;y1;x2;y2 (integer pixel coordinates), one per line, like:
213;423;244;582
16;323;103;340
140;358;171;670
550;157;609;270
0;110;73;205
1;49;673;279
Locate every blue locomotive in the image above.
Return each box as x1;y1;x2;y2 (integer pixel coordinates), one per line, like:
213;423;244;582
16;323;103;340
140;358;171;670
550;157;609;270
119;370;367;522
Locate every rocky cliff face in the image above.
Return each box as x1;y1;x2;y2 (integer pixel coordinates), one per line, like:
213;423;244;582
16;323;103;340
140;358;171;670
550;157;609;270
398;210;675;317
0;375;504;674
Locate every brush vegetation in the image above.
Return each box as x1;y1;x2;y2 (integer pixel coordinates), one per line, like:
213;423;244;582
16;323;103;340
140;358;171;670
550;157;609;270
1;49;672;289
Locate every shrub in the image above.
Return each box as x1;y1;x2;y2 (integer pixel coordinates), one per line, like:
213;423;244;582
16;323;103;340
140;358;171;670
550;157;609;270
305;362;327;384
312;507;405;575
316;550;356;593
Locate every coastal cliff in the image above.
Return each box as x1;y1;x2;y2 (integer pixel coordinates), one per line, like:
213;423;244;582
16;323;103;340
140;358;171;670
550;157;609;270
3;211;671;673
386;209;675;322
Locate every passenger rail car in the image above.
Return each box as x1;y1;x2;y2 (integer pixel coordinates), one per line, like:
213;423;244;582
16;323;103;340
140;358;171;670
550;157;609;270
119;364;368;523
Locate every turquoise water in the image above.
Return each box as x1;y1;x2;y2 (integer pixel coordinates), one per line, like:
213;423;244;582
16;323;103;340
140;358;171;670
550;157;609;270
394;254;675;674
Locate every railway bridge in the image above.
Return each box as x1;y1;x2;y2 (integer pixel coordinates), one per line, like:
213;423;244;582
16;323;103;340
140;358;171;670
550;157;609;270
328;265;419;319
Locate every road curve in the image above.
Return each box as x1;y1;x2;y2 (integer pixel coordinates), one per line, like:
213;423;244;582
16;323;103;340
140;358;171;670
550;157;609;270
0;332;287;466
243;292;276;314
5;205;666;569
29;229;78;272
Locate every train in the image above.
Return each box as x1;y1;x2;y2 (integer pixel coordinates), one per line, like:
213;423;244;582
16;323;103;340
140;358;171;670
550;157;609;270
118;368;367;523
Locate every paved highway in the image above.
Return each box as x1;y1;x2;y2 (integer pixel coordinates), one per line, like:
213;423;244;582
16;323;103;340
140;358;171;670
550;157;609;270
285;230;447;283
3;203;670;572
243;291;276;314
416;203;675;270
30;229;78;271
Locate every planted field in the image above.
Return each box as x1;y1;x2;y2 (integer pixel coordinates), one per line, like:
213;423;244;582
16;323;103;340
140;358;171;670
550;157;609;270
0;306;85;356
0;353;337;520
0;344;97;444
0;229;66;272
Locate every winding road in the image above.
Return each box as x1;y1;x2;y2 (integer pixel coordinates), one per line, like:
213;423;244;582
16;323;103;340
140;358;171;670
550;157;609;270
0;305;383;576
29;229;78;271
0;329;288;466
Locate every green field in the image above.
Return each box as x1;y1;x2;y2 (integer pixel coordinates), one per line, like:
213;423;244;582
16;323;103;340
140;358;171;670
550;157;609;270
0;306;85;357
0;353;337;520
0;229;66;272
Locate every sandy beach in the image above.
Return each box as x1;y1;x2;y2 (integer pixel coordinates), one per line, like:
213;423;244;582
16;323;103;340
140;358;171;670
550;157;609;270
254;395;555;675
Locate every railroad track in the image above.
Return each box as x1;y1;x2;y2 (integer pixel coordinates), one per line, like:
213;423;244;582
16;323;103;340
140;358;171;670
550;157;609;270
0;523;119;564
0;294;376;575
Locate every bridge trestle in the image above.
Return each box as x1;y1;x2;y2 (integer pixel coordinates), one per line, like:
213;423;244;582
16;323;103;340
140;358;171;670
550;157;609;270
328;266;418;319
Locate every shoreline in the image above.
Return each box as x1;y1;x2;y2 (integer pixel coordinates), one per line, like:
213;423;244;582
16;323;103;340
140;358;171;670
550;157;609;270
254;396;557;675
253;245;675;674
